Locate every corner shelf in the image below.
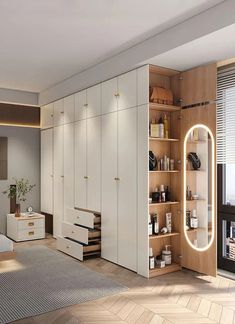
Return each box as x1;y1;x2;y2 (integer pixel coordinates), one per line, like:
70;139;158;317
149;232;180;240
149;102;181;112
149;263;181;278
149;137;179;142
149;201;179;206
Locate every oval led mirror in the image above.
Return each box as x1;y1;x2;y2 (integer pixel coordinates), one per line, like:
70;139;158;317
183;124;215;251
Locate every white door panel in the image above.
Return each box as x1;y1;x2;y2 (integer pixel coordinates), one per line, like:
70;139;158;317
75;90;87;121
53;125;64;237
101;112;118;263
87;84;101;118
75;119;87;209
41;104;53;129
101;78;118;114
64;95;75;124
118;107;137;271
64;123;75;218
118;70;137;110
53;99;64;126
40;129;53;214
87;117;101;213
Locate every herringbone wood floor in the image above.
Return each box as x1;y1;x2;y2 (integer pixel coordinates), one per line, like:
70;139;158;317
5;237;235;324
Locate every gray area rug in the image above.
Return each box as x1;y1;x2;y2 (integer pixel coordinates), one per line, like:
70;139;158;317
0;245;127;324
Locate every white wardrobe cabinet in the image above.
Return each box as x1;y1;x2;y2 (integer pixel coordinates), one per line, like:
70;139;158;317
53;99;64;126
117;107;137;271
41;103;53;129
75;116;101;213
87;84;101;118
40;128;53;214
64;95;75;124
53;125;64;237
86;117;101;212
64;123;75;218
118;70;137;110
101;112;118;263
75;119;87;210
101;77;118;114
75;89;87;121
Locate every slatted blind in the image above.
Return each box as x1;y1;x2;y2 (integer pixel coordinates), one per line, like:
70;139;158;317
217;66;235;164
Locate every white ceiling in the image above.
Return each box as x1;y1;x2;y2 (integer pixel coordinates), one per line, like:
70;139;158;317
145;23;235;71
0;0;223;93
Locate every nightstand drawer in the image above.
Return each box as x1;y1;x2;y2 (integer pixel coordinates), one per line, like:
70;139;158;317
18;218;44;230
17;227;45;241
57;236;83;261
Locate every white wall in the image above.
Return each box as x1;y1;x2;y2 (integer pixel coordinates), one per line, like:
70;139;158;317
0;126;40;234
0;88;38;106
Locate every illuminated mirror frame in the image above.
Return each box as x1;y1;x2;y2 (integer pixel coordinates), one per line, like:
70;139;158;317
183;124;215;252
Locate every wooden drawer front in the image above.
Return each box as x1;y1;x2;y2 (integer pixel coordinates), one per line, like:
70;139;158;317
57;236;83;261
83;242;101;254
62;222;88;244
18;218;44;230
65;208;94;229
17;227;45;241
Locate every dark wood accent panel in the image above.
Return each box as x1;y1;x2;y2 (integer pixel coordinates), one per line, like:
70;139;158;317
0;103;40;127
10;185;16;213
41;212;53;234
0;137;7;179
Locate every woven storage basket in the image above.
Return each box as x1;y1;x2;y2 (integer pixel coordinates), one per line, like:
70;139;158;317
229;241;235;260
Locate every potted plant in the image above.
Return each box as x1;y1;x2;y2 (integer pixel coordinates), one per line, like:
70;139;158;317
2;178;35;217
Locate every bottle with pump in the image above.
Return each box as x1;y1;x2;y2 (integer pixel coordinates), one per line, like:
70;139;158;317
162;245;172;265
158;116;164;138
153;213;159;235
163;114;169;138
149;247;155;269
148;214;153;235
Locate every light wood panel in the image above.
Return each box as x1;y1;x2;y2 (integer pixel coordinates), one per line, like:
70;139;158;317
0;251;16;261
180;63;217;107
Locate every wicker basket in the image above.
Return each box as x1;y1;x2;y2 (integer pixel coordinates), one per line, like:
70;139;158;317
229;240;235;260
149;86;173;105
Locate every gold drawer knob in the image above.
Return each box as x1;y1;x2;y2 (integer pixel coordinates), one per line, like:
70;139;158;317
84;103;88;107
66;246;71;249
114;93;120;97
28;231;34;236
28;222;34;226
114;177;120;181
72;231;75;234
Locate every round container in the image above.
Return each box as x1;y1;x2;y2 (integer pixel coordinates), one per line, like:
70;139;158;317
162;249;172;265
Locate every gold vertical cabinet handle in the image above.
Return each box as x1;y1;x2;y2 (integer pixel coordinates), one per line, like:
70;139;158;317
114;93;120;97
84;176;89;179
51;114;53;117
61;175;64;178
84;104;88;107
114;177;120;181
60;111;64;114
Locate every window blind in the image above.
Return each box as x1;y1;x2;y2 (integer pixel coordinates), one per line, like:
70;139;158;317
217;66;235;164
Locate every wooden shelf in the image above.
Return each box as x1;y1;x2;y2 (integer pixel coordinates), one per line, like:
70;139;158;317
186;199;205;202
149;201;179;206
187;170;205;173
149;170;180;173
149;263;181;278
149;102;181;112
149;137;179;142
149;232;180;240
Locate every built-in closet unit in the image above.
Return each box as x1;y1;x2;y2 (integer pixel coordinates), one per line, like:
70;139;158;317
40;63;217;278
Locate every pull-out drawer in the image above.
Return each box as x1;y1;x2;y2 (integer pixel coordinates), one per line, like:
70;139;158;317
62;222;101;244
17;227;45;241
18;218;44;230
57;236;84;261
65;208;95;229
62;222;88;244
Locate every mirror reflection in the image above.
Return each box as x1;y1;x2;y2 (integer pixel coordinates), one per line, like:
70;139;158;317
184;125;214;250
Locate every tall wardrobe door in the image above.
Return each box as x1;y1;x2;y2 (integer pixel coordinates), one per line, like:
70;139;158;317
101;112;118;263
75;119;87;209
87;84;101;118
87;117;101;212
53;125;64;237
75;90;87;121
118;107;137;271
40;129;53;214
118;70;137;110
53;99;64;126
41;103;53;129
64;123;74;218
64;95;75;124
101;78;118;114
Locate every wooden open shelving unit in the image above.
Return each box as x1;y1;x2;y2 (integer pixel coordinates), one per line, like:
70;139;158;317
148;65;182;278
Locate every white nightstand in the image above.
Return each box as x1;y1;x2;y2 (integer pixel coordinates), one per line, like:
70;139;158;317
7;213;45;242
